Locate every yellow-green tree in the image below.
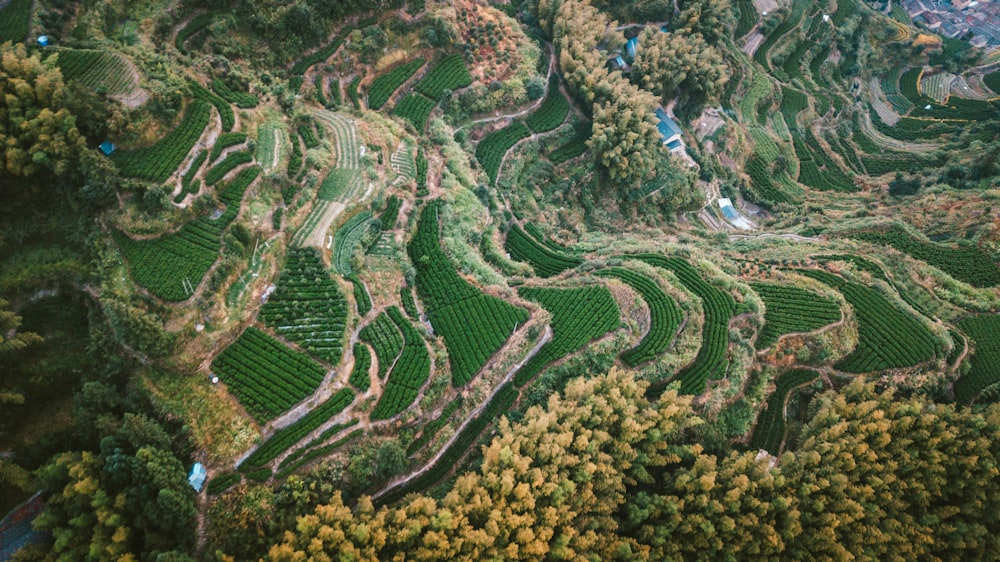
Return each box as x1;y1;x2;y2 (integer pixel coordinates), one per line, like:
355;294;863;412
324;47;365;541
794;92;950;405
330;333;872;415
0;42;87;182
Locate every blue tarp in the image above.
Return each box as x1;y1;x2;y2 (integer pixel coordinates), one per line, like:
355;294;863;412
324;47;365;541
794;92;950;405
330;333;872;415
721;205;739;220
626;37;638;59
188;463;207;492
98;141;115;155
614;55;626;68
37;36;50;47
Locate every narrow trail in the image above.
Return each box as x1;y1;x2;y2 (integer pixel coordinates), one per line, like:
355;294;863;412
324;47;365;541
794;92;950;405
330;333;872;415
372;325;553;502
728;232;821;242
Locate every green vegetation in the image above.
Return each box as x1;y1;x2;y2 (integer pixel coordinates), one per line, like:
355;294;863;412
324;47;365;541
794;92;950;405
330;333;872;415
548;123;591;163
51;49;135;95
400;285;419;319
476;121;530;184
212;79;258;108
112;100;212;182
240;388;355;470
175;13;213;52
349;343;372;390
370;307;431;419
291;38;345;75
210;327;327;422
504;223;582;277
0;0;31;43
409;201;529;385
332;211;372;275
259;248;349;365
414;54;472;100
525;76;569;133
393;93;436;131
175;149;207;203
984;72;1000;94
206;472;242;495
954;315;1000;403
735;0;757;38
359;311;404;380
210;132;248;162
368;58;425;110
637;255;737;395
752;282;842;350
114;166;260;301
204;151;253;185
512;285;619;387
189;80;235;131
346;273;371;315
800;269;938;372
847;225;1000;288
748;369;820;453
597;267;683;366
405;397;463;455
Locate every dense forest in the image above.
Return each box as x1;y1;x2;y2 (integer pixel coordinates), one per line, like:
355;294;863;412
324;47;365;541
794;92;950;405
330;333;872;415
1;0;1000;559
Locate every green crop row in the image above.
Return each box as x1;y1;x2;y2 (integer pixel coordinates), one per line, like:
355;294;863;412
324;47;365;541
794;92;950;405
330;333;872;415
525;76;570;133
380;195;401;230
210;132;248;163
735;0;757;38
798;269;938;372
955;315;1000;403
240;387;355;469
751;282;841;350
371;307;431;419
401;286;419;319
189;80;234;131
332;211;372;275
205;151;253;185
349;343;372;390
747;369;820;454
275;429;362;480
211;326;327;422
414;54;472;100
415;147;429;197
512;286;620;387
175;13;213;52
393;93;436;132
368;58;425;110
637;255;737;396
744;155;791;206
375;383;519;506
115;166;260;301
292;37;345;75
504;223;582;278
206;472;241;495
112;100;212;182
51;49;135;96
548;123;591;164
259;247;349;365
174;149;207;204
212;79;258;108
847;225;1000;288
476;121;530;184
984;72;1000;95
409;201;529;385
345;273;371;316
406;397;463;456
597;267;683;366
360;311;404;380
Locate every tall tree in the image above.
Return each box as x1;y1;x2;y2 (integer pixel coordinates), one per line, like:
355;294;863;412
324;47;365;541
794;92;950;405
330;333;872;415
0;42;87;183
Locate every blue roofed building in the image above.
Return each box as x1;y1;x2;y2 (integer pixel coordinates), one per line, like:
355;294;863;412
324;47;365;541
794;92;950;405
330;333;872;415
655;107;683;148
188;463;207;492
98;141;115;156
625;37;639;60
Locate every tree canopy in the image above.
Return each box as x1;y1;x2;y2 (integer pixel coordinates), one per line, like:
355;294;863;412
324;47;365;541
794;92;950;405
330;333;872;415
267;369;1000;560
